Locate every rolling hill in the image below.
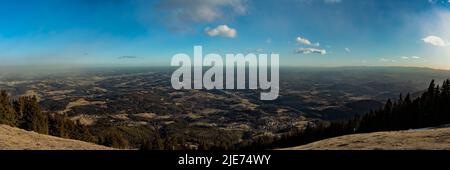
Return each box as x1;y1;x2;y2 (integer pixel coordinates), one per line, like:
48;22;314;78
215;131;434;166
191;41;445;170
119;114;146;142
283;126;450;150
0;124;112;150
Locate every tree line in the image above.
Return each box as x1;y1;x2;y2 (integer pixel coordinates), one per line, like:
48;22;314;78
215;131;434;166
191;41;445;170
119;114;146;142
0;91;180;149
239;79;450;149
0;92;96;142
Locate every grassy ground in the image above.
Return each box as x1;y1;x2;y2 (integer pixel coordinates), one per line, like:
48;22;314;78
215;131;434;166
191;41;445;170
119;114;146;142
0;124;112;150
284;127;450;150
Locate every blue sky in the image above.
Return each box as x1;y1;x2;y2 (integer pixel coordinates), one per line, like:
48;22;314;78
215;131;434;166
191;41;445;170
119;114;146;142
0;0;449;69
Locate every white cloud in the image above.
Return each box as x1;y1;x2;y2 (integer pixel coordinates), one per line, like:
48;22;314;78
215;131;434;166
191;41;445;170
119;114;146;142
298;0;342;4
205;25;237;38
422;35;448;46
295;48;327;55
324;0;342;4
400;56;421;60
156;0;247;30
295;36;323;55
296;36;320;46
296;36;312;45
379;58;396;62
345;48;351;52
428;0;450;4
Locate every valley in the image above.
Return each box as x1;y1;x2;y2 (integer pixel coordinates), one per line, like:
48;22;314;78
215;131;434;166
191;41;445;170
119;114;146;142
1;66;450;149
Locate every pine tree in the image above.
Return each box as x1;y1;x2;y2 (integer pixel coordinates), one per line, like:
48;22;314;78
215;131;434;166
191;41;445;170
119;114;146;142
98;129;129;149
139;138;152;150
152;133;164;150
14;96;48;134
0;90;17;126
428;80;435;97
74;121;95;143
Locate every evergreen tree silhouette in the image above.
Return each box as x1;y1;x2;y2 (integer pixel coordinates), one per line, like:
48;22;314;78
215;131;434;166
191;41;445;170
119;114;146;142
0;90;17;126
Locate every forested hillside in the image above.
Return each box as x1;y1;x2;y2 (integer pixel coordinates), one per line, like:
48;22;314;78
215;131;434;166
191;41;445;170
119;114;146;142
240;79;450;149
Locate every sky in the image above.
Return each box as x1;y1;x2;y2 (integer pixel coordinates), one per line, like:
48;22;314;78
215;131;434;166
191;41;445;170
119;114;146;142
0;0;449;69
